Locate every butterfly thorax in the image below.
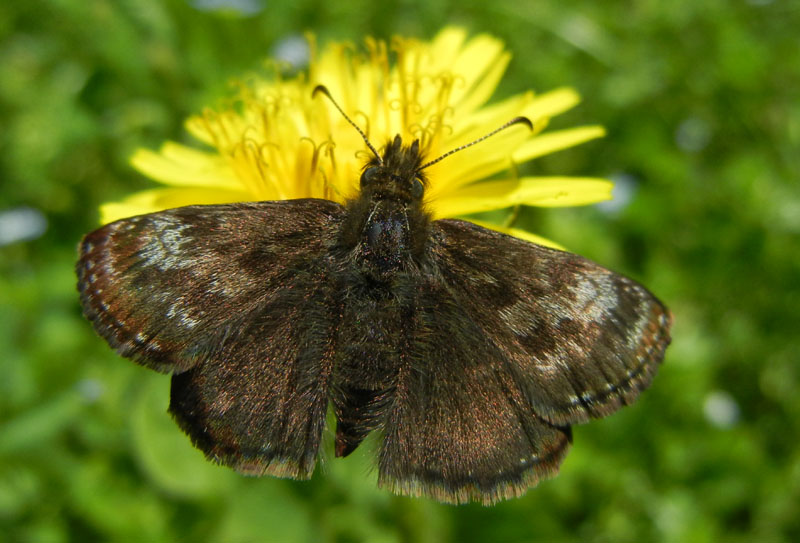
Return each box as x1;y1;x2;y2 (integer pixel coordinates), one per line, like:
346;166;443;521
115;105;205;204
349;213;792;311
337;136;431;281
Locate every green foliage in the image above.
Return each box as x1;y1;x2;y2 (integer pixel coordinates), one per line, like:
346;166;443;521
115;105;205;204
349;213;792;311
2;1;798;541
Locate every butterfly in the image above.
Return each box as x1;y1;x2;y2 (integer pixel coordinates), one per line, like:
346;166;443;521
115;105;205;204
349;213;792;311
76;86;671;505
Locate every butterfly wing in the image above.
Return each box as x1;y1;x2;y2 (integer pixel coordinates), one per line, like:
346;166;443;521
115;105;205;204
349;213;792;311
378;219;671;504
77;200;346;478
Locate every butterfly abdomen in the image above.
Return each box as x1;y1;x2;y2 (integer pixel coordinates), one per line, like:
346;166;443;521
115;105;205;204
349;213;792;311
330;279;415;457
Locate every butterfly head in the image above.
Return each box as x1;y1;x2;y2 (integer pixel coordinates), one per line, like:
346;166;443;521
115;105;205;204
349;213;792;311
360;136;427;205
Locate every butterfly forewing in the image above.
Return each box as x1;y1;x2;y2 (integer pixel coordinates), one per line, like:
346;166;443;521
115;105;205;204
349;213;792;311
432;220;670;425
77;199;346;478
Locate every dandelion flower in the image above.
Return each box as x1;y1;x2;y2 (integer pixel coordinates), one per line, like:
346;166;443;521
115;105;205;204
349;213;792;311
104;27;610;248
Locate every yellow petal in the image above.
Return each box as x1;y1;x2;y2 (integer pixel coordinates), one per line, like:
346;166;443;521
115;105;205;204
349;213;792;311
467;219;566;250
130;144;242;189
452;38;510;117
453;34;505;83
512;176;613;206
521;87;581;120
425;119;532;198
428;180;519;219
424;155;511;204
430;176;612;218
428;27;469;68
458;91;536;128
512;125;606;162
184;113;219;148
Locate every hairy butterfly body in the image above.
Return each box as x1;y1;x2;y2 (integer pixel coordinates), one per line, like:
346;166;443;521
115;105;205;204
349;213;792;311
77;99;671;504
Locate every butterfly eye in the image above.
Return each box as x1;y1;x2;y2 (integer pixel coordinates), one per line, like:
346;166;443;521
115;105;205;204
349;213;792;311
411;176;424;199
361;167;380;187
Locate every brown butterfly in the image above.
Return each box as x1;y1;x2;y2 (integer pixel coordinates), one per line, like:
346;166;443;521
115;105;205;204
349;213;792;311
76;86;671;505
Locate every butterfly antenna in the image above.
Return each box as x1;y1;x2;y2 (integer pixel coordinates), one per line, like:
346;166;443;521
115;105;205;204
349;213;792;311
418;116;533;171
313;85;383;164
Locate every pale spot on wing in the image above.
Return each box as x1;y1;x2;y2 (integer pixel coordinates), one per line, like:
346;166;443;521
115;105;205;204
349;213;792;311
498;298;534;335
571;273;616;323
133;215;194;271
622;282;653;350
535;363;565;377
182;315;200;329
166;302;201;330
144;291;171;306
206;277;248;298
497;268;635;388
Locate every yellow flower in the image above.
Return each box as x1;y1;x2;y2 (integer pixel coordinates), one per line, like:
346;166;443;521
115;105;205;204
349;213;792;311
103;27;610;249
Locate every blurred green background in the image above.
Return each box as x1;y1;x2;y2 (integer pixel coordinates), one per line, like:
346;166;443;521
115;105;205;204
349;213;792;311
2;0;799;541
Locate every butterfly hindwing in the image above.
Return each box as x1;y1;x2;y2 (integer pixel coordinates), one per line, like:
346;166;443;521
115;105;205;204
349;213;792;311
377;279;573;505
77;199;346;478
377;219;671;503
